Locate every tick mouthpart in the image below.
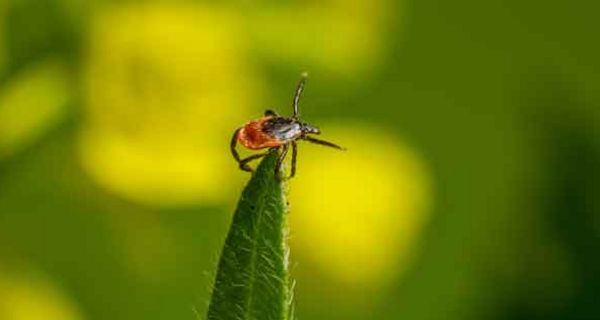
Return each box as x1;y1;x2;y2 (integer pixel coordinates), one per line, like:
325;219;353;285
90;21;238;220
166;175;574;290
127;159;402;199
302;124;320;135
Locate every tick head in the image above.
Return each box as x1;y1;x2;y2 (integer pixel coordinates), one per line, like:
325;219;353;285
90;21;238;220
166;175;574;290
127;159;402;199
301;122;320;135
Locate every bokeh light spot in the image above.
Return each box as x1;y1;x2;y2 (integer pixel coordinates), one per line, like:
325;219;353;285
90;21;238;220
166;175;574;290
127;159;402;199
247;0;394;75
289;122;432;287
80;4;260;206
0;269;84;320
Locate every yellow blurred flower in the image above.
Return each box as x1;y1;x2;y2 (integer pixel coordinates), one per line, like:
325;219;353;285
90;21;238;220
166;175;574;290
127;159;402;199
80;4;260;206
289;122;431;287
0;269;84;320
247;0;394;75
0;60;71;158
80;1;396;207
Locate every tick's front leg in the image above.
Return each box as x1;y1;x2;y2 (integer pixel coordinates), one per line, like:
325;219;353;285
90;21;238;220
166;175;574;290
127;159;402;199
289;141;298;179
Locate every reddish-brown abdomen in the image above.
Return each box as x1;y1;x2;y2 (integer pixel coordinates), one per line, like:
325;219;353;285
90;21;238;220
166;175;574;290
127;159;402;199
237;117;285;150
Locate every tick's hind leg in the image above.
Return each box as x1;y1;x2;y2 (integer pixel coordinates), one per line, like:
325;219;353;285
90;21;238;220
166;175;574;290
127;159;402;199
232;129;269;172
275;144;290;180
231;128;243;163
239;152;269;172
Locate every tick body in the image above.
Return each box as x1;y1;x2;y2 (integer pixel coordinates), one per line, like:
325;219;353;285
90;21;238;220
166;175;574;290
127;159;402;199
231;73;344;179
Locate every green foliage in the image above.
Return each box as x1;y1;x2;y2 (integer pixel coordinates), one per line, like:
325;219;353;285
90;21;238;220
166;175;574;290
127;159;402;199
207;150;290;320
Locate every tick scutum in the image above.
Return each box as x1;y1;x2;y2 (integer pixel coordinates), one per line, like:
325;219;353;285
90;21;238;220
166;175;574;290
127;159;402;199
262;117;303;142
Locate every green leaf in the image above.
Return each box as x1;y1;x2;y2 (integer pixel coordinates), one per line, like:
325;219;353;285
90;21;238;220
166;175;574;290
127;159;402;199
207;150;290;320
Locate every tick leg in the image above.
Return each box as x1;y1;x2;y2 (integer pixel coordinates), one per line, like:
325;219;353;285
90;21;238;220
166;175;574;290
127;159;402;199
290;141;298;178
302;135;345;150
232;128;269;172
293;73;308;119
231;128;242;164
264;109;279;117
239;152;269;172
275;144;290;179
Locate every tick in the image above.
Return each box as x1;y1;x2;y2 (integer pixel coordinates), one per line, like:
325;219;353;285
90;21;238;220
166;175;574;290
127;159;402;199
231;73;344;180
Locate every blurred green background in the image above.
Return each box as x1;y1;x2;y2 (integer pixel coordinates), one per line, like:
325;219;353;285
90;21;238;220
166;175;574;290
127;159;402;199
0;0;599;319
